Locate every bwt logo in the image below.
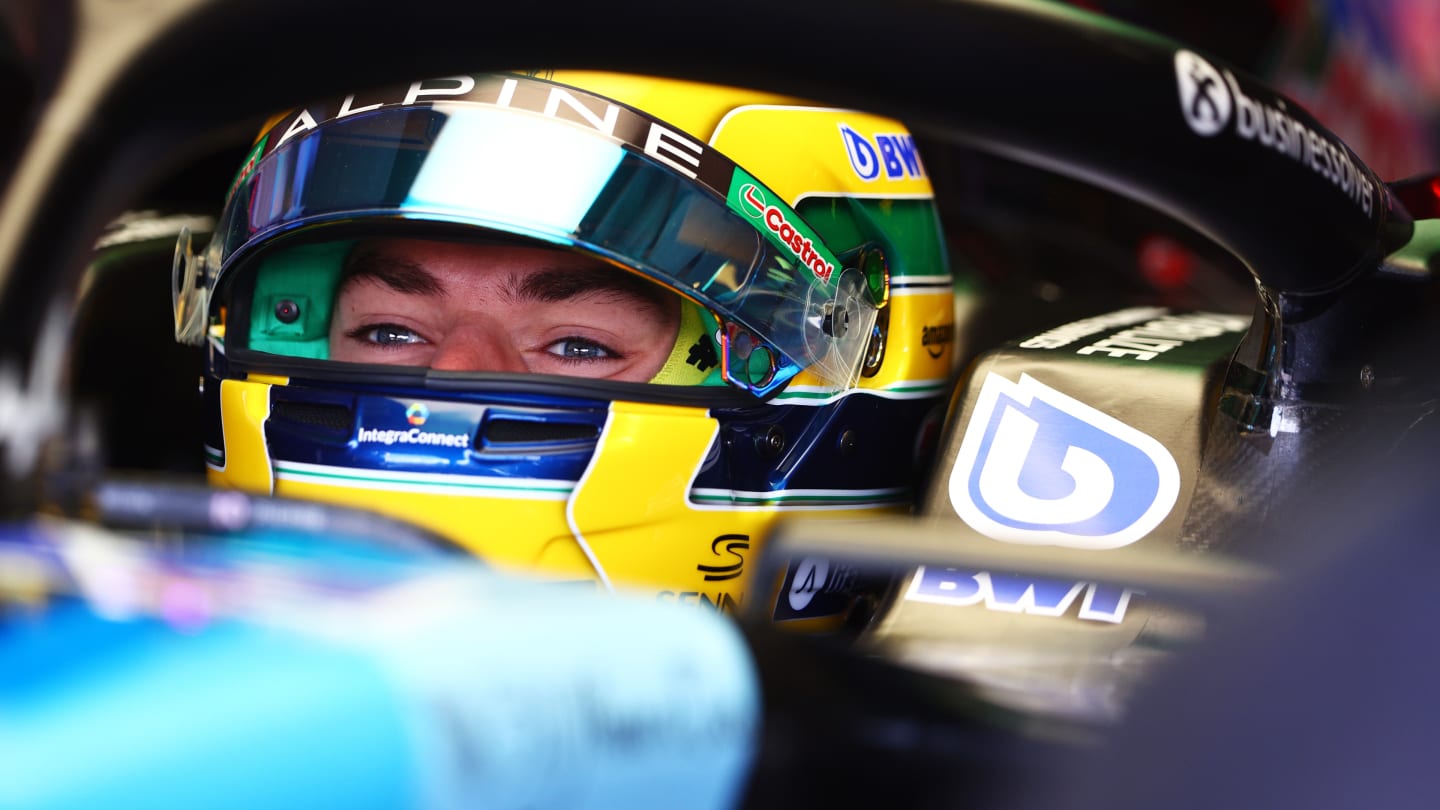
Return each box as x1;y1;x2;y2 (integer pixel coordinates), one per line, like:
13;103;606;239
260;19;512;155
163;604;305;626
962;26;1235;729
948;373;1180;549
839;124;925;181
907;566;1139;624
1175;49;1231;136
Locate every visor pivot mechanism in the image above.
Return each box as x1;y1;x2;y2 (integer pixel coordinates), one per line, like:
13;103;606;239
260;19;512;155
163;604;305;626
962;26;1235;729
172;226;210;346
820;302;850;339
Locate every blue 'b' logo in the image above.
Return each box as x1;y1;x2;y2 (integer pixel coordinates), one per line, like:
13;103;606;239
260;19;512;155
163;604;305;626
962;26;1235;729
839;124;880;180
949;373;1180;549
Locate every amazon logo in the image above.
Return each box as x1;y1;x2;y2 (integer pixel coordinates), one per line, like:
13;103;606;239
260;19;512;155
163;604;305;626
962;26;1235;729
922;323;954;358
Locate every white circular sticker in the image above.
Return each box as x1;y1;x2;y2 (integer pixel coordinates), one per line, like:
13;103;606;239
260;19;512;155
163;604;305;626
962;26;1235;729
787;558;830;611
1175;49;1232;137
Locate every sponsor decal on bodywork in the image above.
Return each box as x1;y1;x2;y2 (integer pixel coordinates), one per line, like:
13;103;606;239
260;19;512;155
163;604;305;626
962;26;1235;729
1019;308;1248;360
907;566;1139;624
949;373;1180;549
1175;49;1376;215
1018;307;1168;350
772;557;863;621
1073;311;1248;361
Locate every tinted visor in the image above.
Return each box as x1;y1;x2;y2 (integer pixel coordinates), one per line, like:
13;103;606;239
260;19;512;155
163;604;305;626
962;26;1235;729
204;103;876;396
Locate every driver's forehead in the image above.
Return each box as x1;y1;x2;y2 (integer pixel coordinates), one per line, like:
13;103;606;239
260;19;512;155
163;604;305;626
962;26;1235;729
337;237;672;306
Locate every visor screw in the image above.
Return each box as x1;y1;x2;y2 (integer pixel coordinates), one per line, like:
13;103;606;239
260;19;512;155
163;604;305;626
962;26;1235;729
1360;364;1375;389
274;299;301;324
755;425;786;459
838;430;857;457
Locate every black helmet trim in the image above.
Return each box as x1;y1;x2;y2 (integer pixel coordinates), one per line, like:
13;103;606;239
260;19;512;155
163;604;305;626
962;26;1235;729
221;347;766;409
248;74;741;204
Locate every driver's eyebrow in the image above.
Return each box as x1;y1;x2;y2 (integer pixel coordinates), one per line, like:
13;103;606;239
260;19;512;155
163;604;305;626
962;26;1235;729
339;247;672;310
339;252;442;296
510;266;671;310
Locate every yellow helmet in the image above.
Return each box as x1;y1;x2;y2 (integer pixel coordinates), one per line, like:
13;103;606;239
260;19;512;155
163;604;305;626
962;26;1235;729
173;70;955;622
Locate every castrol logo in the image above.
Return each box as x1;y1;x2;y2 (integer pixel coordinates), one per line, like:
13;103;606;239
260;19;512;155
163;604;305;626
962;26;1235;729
740;184;834;283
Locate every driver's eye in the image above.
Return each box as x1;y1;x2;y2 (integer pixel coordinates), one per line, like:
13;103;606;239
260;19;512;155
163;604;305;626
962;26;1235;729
360;324;426;346
546;337;617;361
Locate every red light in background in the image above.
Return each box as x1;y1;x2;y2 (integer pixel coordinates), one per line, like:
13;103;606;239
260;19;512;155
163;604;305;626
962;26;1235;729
1392;174;1440;219
1137;234;1195;291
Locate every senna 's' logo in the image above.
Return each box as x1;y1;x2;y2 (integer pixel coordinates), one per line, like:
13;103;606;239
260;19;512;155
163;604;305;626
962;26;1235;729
697;534;749;581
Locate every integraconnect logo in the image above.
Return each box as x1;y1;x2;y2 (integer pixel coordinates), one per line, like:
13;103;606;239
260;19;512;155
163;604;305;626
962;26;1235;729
1175;49;1231;136
948;373;1180;549
357;427;470;448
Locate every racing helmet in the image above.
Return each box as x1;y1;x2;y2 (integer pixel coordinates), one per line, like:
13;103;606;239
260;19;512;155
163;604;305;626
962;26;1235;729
173;70;955;620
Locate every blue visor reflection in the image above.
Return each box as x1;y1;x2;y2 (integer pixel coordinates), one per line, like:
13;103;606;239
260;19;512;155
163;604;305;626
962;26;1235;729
210;104;873;395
